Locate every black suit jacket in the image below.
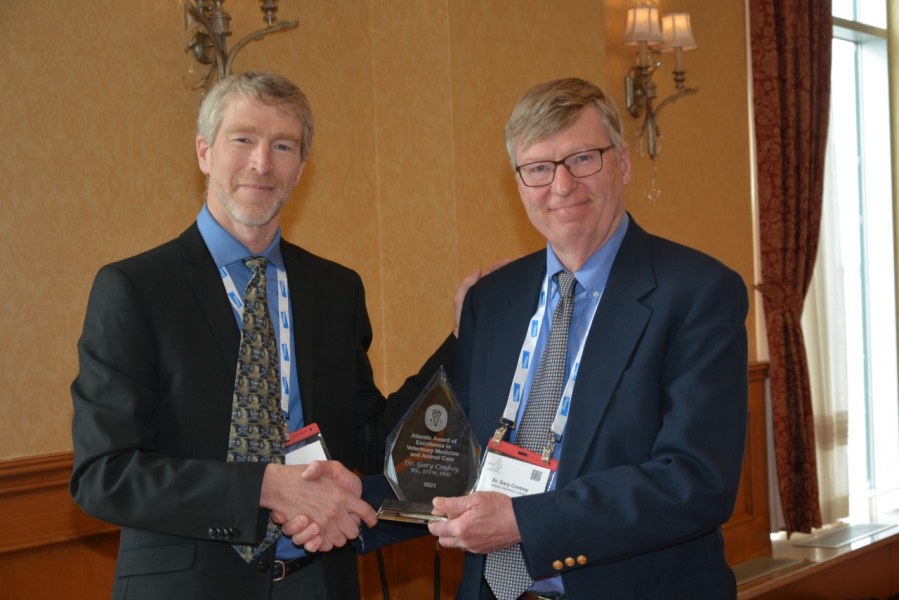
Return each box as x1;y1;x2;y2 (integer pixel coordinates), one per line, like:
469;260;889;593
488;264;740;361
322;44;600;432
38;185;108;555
71;223;450;599
453;217;749;599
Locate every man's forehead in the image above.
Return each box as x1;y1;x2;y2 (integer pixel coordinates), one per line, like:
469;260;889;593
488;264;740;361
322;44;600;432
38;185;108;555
516;135;609;163
220;121;303;141
219;98;304;139
515;107;610;159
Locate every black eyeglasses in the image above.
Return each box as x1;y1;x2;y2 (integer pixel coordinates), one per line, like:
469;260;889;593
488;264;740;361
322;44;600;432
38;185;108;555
515;146;614;187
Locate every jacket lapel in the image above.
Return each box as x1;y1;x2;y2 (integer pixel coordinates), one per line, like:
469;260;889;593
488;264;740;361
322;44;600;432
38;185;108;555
281;242;318;423
181;224;241;379
473;253;547;444
556;222;656;485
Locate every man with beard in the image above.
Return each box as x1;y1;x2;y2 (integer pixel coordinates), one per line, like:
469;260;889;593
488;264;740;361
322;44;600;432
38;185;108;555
71;71;454;599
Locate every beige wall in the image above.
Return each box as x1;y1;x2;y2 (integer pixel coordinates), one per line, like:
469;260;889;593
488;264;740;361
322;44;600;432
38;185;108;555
0;0;756;460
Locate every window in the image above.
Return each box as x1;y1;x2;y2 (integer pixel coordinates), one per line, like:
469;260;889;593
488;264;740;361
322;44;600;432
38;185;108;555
802;0;898;526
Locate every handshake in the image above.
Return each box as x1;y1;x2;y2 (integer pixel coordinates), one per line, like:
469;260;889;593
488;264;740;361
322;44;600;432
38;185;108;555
260;460;377;553
260;459;521;558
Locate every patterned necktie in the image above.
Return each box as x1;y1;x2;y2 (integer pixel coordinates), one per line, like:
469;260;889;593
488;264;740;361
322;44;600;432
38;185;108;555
227;257;289;562
484;271;577;600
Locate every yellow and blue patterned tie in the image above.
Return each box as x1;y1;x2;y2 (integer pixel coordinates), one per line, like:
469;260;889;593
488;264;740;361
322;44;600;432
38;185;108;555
227;257;289;562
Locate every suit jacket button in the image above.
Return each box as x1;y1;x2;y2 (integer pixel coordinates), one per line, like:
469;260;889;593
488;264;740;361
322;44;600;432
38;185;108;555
577;554;587;565
552;560;564;571
564;556;576;567
257;561;270;573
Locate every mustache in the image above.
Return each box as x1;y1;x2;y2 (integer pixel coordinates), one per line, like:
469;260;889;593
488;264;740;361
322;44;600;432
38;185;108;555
238;179;277;187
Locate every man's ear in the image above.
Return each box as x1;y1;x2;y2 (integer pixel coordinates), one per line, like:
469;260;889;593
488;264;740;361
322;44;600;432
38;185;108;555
617;142;633;186
196;136;211;175
293;159;307;188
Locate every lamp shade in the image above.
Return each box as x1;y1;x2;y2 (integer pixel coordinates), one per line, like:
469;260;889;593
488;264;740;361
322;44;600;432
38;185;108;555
623;6;663;45
659;13;698;51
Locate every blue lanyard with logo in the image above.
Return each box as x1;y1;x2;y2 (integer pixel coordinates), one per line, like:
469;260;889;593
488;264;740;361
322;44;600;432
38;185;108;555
218;263;292;418
493;273;600;462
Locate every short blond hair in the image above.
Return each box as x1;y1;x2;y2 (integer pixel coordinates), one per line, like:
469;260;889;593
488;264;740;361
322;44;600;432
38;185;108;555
504;78;624;168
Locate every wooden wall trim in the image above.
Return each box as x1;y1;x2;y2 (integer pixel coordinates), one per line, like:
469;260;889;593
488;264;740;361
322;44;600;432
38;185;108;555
1;451;73;493
0;451;118;556
723;361;772;565
748;361;769;381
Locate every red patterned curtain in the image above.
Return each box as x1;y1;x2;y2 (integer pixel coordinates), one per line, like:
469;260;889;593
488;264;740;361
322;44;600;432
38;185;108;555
750;0;832;534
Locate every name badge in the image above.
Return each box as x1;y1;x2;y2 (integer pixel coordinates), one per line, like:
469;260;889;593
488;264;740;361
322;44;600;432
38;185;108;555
475;440;558;497
285;423;330;465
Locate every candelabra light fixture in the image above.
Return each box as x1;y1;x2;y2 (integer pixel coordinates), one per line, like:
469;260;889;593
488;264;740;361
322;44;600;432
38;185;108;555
623;2;698;160
183;0;299;91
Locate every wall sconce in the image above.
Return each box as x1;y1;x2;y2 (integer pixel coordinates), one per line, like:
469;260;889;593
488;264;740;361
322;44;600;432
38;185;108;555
624;3;698;160
183;0;299;91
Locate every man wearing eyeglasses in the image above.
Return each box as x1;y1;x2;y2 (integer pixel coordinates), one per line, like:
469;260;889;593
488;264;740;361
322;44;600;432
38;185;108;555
427;78;749;600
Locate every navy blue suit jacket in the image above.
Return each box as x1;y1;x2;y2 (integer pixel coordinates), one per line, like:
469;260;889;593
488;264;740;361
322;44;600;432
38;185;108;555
453;217;748;599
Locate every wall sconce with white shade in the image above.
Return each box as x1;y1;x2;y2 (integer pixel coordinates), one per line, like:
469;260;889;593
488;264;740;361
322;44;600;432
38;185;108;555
182;0;299;92
624;3;698;160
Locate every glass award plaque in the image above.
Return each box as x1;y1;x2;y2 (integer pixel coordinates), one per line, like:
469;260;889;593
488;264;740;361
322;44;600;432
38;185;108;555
378;366;481;524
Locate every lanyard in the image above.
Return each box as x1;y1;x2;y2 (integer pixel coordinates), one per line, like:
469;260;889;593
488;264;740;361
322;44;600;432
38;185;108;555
219;263;292;417
494;274;600;461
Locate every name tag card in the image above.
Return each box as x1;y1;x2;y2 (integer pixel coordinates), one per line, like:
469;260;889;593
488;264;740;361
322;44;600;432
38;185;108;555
475;440;558;498
285;423;330;465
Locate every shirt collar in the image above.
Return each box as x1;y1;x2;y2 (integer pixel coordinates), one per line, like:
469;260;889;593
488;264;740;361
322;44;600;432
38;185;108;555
197;204;285;270
546;213;629;296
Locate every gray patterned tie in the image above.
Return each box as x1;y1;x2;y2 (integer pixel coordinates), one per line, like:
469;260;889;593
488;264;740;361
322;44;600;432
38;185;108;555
484;271;576;600
227;257;289;562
